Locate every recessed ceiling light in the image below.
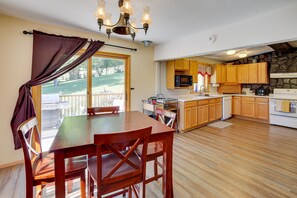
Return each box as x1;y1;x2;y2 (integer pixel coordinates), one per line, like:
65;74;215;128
226;50;236;55
238;53;247;58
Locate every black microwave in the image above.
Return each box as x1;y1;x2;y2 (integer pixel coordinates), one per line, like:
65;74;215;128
175;75;193;87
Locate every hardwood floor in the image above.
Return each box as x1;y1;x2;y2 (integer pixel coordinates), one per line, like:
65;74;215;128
1;118;297;197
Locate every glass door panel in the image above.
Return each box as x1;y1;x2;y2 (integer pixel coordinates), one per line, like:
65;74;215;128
91;56;125;111
41;57;87;151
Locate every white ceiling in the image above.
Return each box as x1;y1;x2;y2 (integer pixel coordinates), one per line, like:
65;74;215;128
0;0;296;45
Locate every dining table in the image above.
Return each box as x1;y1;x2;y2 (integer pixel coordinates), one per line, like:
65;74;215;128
49;111;175;198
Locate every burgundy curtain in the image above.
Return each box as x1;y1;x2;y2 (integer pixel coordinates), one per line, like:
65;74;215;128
11;30;105;149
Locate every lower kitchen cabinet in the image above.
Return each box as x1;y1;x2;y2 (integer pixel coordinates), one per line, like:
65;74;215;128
215;102;222;120
209;103;216;122
241;97;256;118
184;101;198;130
232;96;242;115
232;96;269;122
198;105;209;125
255;98;269;120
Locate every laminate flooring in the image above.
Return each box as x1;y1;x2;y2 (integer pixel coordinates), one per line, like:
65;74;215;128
1;118;297;198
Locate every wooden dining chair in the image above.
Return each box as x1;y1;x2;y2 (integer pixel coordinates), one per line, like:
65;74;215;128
87;127;152;198
87;106;120;115
137;109;176;194
17;117;87;198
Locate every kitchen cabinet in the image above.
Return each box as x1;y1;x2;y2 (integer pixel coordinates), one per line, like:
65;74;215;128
175;59;190;71
257;62;268;84
209;103;216;122
198;105;209;125
184;101;198;130
209;98;222;121
190;60;198;83
248;64;258;83
226;65;237;83
166;60;175;89
211;64;226;84
241;97;256;118
232;96;242;115
237;64;248;83
215;102;222;120
255;98;269;120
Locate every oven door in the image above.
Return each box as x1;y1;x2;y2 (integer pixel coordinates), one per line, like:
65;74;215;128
269;99;297;117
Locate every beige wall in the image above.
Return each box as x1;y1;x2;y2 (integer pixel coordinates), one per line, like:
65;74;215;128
0;14;156;166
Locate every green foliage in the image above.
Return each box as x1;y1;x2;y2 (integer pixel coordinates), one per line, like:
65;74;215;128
42;73;124;94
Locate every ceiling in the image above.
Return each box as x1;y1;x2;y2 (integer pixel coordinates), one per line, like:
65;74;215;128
0;0;296;45
201;41;297;62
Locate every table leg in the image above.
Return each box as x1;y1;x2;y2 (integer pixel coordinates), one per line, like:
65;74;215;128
54;150;66;198
163;133;174;198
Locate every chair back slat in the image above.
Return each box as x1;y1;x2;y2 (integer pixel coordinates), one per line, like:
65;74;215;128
17;117;42;179
94;127;152;184
87;106;119;115
155;108;177;129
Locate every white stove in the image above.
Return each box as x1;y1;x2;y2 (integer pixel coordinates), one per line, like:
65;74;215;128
269;89;297;129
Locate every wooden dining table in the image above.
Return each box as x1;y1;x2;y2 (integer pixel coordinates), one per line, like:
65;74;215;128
49;111;175;198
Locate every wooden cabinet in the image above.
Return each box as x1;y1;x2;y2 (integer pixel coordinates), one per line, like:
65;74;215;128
198;105;209;125
237;64;248;83
209;103;216;122
258;62;268;84
255;98;269;120
175;59;190;71
190;60;198;83
248;64;258;83
166;60;175;89
184;101;198;130
211;65;226;84
241;97;256;118
232;96;242;115
215;102;222;120
226;65;237;83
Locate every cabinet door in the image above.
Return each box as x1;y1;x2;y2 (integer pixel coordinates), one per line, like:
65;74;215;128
226;65;237;83
248;64;258;83
198;105;209;125
242;97;255;118
184;108;192;129
209;103;216;122
190;61;198;83
203;105;209;124
232;96;241;115
216;65;222;83
215;102;222;120
191;107;198;127
175;59;189;71
221;65;227;83
166;60;175;89
183;59;190;70
256;98;269;120
258;63;268;84
237;64;248;83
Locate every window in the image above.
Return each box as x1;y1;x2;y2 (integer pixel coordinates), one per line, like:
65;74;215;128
32;51;130;151
197;63;211;92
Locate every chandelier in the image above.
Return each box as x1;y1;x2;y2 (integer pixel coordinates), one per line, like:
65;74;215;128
95;0;152;41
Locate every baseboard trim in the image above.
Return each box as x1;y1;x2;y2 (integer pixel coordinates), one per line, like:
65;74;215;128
0;160;23;169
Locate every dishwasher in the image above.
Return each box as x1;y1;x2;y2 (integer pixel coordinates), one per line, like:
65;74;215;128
222;96;232;120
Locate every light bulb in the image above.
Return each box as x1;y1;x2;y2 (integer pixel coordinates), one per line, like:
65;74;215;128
95;0;106;19
226;50;236;55
121;0;134;15
141;6;152;24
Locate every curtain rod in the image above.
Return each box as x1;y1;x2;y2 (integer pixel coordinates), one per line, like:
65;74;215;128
22;31;137;52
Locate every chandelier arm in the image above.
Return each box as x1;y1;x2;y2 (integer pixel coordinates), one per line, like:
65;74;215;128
127;22;144;30
101;13;124;29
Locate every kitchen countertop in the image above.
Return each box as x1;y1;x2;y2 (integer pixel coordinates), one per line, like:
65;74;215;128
176;93;270;102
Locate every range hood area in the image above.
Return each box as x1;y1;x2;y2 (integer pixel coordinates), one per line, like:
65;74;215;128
270;73;297;78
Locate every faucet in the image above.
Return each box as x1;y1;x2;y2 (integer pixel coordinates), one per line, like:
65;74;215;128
199;85;205;95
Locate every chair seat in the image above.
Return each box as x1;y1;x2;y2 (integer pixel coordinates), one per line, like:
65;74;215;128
88;151;142;186
33;153;87;180
136;142;163;161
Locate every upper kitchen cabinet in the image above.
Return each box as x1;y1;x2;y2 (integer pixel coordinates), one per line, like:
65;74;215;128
166;59;192;89
175;59;190;71
257;62;268;84
211;64;226;84
237;64;248;83
226;65;237;83
248;64;258;83
190;60;198;83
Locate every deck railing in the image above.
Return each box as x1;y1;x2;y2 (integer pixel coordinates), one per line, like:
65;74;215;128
59;93;124;116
